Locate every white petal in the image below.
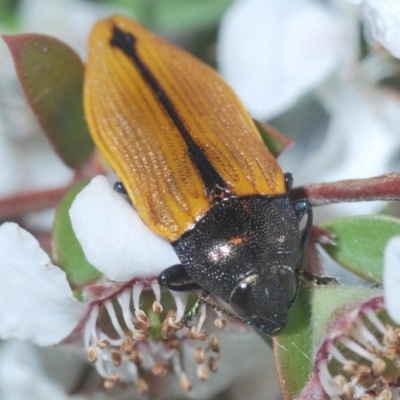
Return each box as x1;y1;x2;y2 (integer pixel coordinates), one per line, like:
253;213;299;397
294;83;400;222
218;0;345;119
0;340;87;400
315;86;400;183
182;329;273;399
364;0;400;58
18;0;126;57
0;223;87;346
384;236;400;324
69;176;180;282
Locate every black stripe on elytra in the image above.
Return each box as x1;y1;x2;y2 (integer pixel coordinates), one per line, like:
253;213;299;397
110;26;227;197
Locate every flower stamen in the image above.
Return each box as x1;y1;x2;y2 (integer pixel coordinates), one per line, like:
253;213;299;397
209;357;218;372
104;300;125;339
79;278;235;394
84;305;100;351
87;346;98;363
171;291;188;322
209;334;220;352
132;283;144;311
97;339;110;349
117;289;138;334
364;308;387;335
151;361;167;377
197;365;209;381
104;372;120;390
328;343;348;365
110;349;122;367
137;379;149;396
195;347;206;364
315;298;400;399
352;318;385;353
190;326;207;341
134;309;150;331
151;281;162;314
338;337;376;363
197;303;207;331
214;317;227;328
121;336;133;356
179;373;192;392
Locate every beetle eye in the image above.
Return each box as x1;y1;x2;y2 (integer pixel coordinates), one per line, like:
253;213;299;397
277;267;298;306
230;281;255;319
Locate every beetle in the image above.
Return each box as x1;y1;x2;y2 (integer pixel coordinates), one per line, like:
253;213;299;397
84;15;312;335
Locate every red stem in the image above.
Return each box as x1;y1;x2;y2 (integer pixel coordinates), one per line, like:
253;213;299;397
0;154;105;220
1;173;399;220
0;186;71;219
290;173;400;206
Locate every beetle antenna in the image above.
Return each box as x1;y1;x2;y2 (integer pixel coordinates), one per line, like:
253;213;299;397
197;293;249;324
183;291;249;325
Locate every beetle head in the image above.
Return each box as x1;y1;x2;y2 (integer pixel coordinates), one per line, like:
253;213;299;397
229;266;299;335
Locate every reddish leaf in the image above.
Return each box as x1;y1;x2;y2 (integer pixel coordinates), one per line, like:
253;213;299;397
254;119;294;157
3;34;93;169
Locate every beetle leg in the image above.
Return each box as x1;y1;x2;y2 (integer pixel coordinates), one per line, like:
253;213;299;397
114;181;133;204
293;199;313;250
113;181;128;194
182;290;209;323
284;172;293;191
158;264;202;291
197;293;249;323
183;291;250;325
302;270;338;286
299;225;338;286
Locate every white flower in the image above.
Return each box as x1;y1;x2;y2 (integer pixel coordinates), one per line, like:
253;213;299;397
0;175;266;398
0;176;180;378
218;0;346;120
0;340;88;400
383;236;400;324
293;78;400;222
0;222;87;346
218;0;400;222
355;0;400;58
298;293;400;400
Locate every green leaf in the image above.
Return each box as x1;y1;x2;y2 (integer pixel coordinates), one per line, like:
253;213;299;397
0;0;19;28
274;284;382;399
152;0;233;35
293;285;382;399
3;34;94;169
53;180;100;287
112;0;233;34
254;119;294;157
273;285;313;399
322;215;400;283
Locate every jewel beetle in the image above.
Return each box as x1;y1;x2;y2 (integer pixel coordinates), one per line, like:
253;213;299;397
84;15;312;335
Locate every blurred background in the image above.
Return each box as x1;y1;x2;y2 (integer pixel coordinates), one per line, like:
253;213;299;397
1;0;400;399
